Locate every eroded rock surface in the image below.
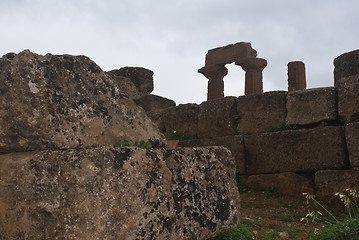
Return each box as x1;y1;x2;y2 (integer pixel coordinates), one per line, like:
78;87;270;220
0;50;164;152
0;146;240;240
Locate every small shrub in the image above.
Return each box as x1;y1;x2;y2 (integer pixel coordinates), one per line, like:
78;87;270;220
216;224;253;240
166;130;191;141
263;186;281;197
231;114;241;127
266;118;298;133
301;189;359;239
308;218;359;240
236;174;251;193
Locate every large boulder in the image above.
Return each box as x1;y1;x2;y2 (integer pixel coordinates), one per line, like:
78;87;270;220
244;127;347;174
286;87;338;126
179;135;246;175
110;67;154;94
334;50;359;86
0;146;240;239
337;80;359;123
237;91;287;134
315;170;359;197
134;94;176;113
346;122;359;169
0;50;164;152
161;104;200;139
197;97;238;138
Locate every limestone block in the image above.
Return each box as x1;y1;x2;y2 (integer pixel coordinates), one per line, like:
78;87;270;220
242;172;315;196
197;97;238;139
237;91;287;134
109;67;154;94
105;70;142;99
162;104;199;139
337;80;359;123
286;87;338;126
179;135;246;174
205;42;257;66
0;146;240;240
0;50;164;152
315;170;359;197
134;94;176;113
334;49;359;86
346;122;359;169
244;127;347;174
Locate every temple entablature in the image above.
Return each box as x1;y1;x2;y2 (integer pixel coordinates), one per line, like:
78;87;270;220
198;42;267;100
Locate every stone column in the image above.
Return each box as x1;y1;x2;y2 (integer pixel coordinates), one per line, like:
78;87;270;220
237;58;267;95
287;61;306;91
198;65;228;100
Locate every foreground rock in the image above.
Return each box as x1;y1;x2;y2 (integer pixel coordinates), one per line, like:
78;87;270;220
0;146;240;240
0;50;163;152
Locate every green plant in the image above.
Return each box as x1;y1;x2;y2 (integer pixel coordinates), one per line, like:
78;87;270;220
266;118;298;133
230;114;241;135
236;174;251;193
301;189;359;239
263;186;281;197
114;140;152;149
216;224;253;240
231;114;241;126
166;130;191;141
308;218;359;240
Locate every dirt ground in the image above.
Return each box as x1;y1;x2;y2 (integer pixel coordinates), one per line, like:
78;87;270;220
239;190;321;239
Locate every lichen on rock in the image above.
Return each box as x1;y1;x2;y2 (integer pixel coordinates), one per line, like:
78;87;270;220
0;50;164;152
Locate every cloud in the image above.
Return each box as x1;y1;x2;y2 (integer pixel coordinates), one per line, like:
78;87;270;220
1;0;358;104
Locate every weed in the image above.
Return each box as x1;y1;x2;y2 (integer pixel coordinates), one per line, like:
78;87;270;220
301;189;359;239
263;186;281;197
230;114;241;136
166;130;191;141
216;224;253;240
236;174;251;193
231;114;241;126
266;118;298;133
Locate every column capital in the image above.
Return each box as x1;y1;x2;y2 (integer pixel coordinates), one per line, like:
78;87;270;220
236;57;267;72
198;65;228;79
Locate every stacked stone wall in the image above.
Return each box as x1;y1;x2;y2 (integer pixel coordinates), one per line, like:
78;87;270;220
152;50;359;197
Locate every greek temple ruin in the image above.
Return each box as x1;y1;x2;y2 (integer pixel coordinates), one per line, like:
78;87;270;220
198;42;309;100
198;42;267;100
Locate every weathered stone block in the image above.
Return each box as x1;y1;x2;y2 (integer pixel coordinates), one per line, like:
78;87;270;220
0;146;240;240
105;70;142;99
337;80;359;123
197;97;238;139
0;50;164;152
242;172;315;196
237;91;287;134
134;94;176;113
179;135;246;174
286;87;338;126
244;127;347;174
334;49;359;86
315;170;359;197
204;42;256;66
346;122;359;169
162;104;199;139
109;67;154;94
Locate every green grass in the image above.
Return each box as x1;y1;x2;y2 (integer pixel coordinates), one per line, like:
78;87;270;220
266;118;298;133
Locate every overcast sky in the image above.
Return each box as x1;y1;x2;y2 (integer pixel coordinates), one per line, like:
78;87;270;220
1;0;358;104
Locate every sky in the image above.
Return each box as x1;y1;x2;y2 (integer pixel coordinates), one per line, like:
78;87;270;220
1;0;358;105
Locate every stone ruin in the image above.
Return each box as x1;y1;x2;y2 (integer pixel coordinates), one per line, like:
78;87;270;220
198;42;308;99
0;50;240;239
198;42;267;100
147;47;359;197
